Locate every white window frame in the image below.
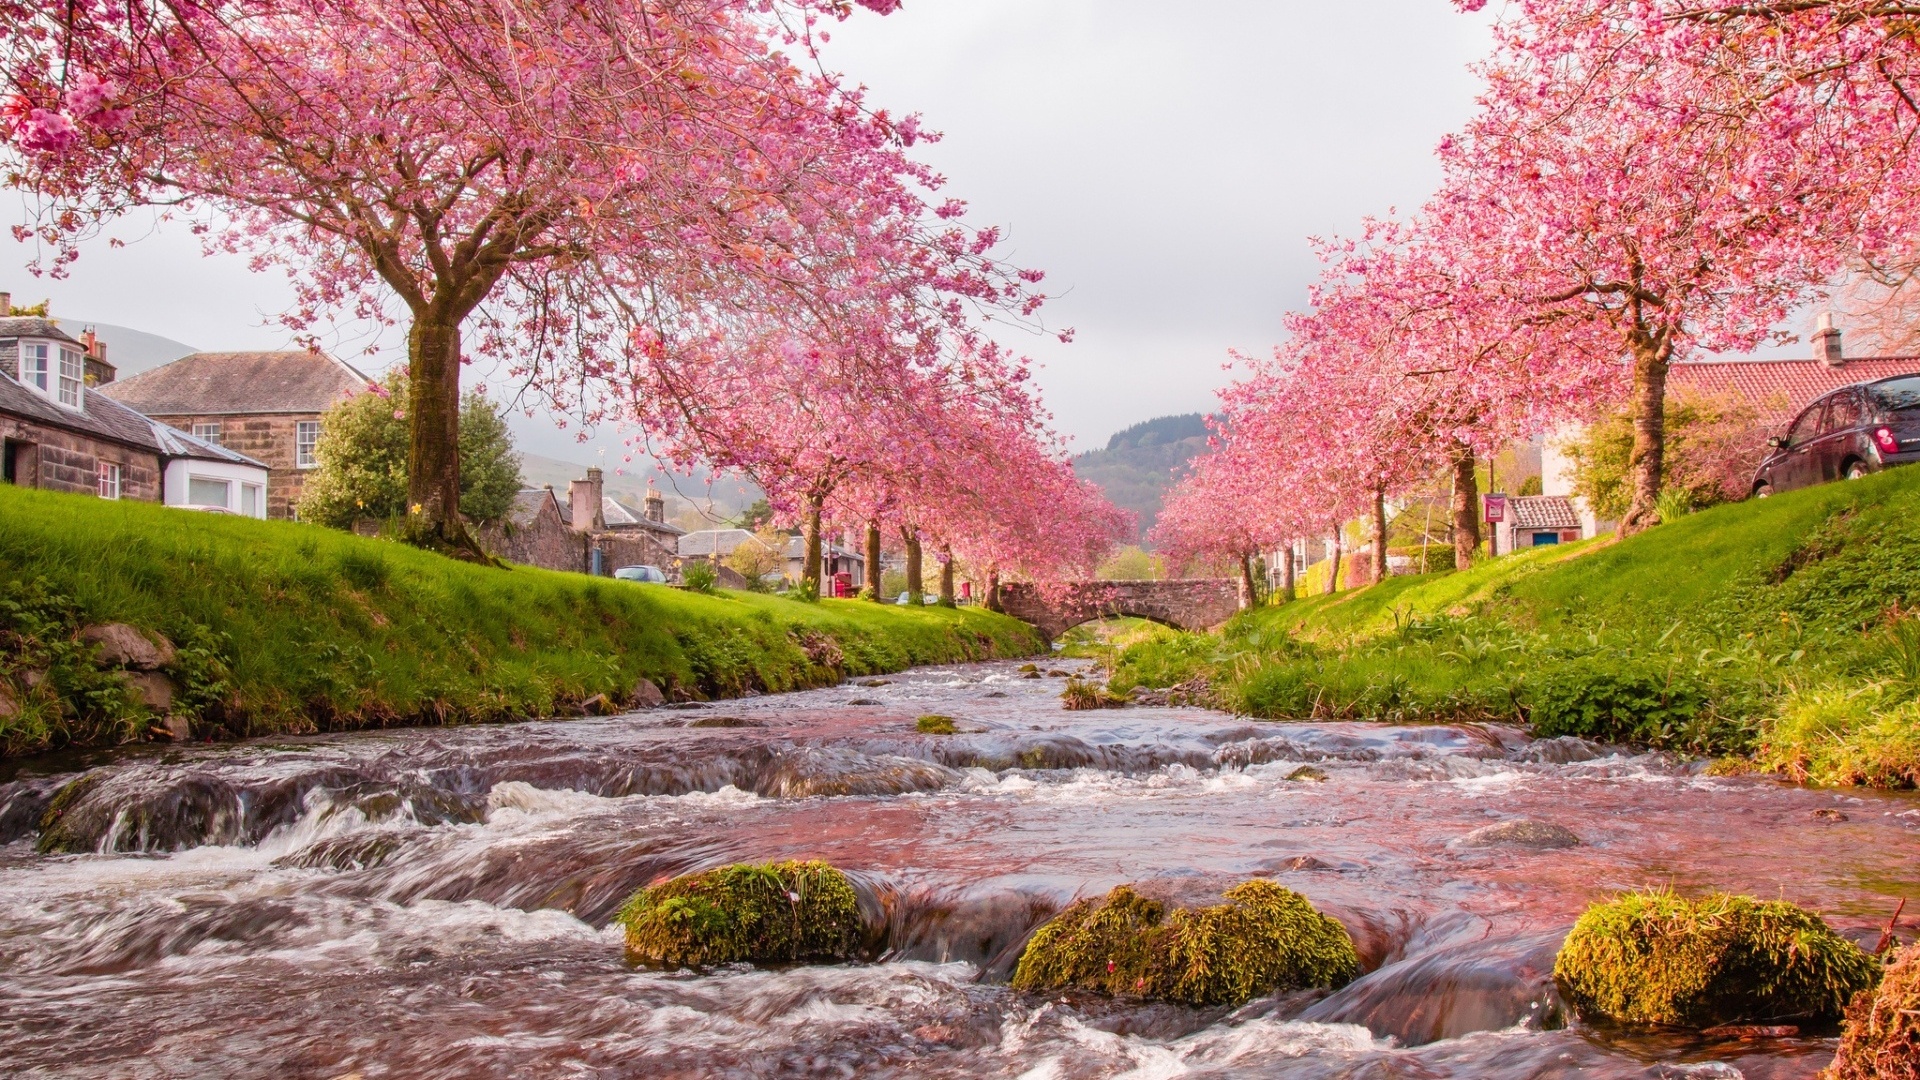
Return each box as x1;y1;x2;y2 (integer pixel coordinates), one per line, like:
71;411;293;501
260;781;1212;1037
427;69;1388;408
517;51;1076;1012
18;340;51;396
241;483;263;518
295;420;321;469
56;346;84;408
97;462;121;500
191;422;223;446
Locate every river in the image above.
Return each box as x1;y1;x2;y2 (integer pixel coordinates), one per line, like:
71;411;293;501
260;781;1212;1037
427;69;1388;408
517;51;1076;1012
1;659;1915;1079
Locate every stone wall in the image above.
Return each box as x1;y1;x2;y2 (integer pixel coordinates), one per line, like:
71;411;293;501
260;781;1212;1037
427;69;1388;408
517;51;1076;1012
0;416;160;501
144;411;315;519
479;506;587;573
594;529;680;575
998;578;1243;640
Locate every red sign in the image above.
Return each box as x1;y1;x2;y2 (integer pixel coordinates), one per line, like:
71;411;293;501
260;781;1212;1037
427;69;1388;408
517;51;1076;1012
1484;494;1508;523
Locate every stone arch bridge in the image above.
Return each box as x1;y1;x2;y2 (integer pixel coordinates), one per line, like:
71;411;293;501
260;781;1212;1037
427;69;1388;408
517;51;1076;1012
997;579;1243;640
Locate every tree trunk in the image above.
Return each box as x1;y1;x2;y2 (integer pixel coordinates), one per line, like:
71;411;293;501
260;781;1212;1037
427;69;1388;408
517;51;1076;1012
404;316;483;559
1328;526;1344;595
938;547;957;607
864;522;883;601
1237;553;1256;609
985;569;1004;613
1371;487;1389;586
1279;541;1296;603
1620;340;1673;535
901;526;924;604
1450;442;1480;571
800;493;825;600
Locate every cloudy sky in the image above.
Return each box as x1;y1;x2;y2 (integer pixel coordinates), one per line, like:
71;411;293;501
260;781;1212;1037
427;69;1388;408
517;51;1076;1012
4;1;1498;456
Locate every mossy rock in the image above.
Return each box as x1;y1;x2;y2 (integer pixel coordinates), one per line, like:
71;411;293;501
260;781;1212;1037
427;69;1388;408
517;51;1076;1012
1011;880;1359;1007
916;714;957;734
1828;942;1919;1080
616;860;864;969
35;770;108;854
1554;891;1880;1028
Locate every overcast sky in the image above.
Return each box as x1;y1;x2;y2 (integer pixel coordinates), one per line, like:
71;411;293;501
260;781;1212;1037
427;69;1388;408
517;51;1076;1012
4;1;1499;456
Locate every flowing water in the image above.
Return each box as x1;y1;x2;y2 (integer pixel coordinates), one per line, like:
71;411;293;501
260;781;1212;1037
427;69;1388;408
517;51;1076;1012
2;660;1916;1079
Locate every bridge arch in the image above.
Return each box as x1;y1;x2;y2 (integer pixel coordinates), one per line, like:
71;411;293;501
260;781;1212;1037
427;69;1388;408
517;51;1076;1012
996;579;1243;641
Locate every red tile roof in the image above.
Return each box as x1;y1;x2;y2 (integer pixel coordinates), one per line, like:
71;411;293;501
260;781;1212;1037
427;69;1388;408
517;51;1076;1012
1668;357;1920;419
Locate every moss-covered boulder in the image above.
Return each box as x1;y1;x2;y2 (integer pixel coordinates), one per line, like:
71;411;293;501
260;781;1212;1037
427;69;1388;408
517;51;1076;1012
1828;943;1919;1080
1554;891;1880;1028
615;860;864;969
1011;880;1359;1007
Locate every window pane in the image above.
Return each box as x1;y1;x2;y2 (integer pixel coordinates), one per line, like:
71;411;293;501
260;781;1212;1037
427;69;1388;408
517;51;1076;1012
1870;376;1920;413
296;421;320;467
97;463;120;499
20;342;49;391
241;484;261;517
192;422;223;445
189;477;232;507
57;348;83;407
1789;404;1823;443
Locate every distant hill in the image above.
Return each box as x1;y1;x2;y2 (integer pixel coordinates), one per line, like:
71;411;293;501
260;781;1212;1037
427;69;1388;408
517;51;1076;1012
62;320;200;379
1072;413;1211;543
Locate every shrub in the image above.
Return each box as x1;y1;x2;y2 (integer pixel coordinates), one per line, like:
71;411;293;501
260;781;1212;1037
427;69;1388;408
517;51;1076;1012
1553;891;1879;1028
1527;656;1708;745
1558;388;1777;518
1061;677;1126;711
681;560;718;594
1011;880;1359;1007
1828;943;1920;1080
615;860;864;969
296;370;521;529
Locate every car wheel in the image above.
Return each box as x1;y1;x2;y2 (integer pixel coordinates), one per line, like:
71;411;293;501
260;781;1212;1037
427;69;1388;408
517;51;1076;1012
1845;460;1870;481
1753;482;1773;499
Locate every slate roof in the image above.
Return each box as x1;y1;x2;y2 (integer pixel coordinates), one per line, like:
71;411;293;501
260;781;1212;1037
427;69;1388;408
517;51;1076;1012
0;316;84;346
506;488;564;529
601;496;684;536
148;420;267;468
1510;495;1582;531
679;528;761;558
1668;358;1920;418
0;366;166;453
101;350;371;416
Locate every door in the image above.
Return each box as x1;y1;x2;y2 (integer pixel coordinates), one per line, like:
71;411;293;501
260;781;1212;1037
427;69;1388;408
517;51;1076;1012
1775;400;1829;491
3;441;37;487
1810;391;1863;483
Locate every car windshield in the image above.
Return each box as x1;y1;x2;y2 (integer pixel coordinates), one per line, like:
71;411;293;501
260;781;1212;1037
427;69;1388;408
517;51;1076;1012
1869;375;1920;413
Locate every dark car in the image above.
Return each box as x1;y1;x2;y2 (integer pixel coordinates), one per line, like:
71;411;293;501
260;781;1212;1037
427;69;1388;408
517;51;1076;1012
1753;374;1920;497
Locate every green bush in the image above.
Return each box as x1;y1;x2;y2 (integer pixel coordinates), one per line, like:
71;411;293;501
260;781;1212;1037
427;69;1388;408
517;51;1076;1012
1554;891;1879;1027
615;860;864;969
681;560;718;594
1011;880;1358;1007
1527;657;1708;745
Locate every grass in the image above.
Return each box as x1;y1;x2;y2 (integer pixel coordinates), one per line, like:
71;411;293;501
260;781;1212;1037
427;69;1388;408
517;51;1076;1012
1086;466;1920;786
0;485;1042;757
615;860;864;969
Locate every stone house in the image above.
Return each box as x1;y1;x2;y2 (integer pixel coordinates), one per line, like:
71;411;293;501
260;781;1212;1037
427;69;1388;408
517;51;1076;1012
101;349;371;519
480;469;685;576
1;301;269;512
676;527;865;595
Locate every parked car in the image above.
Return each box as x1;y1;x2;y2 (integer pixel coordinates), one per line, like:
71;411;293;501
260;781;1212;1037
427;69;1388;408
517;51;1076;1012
1752;374;1920;497
893;591;941;606
613;565;668;584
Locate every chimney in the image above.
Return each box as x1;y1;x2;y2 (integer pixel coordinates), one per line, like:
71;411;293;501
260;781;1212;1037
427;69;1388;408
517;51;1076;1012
1814;311;1844;368
569;467;606;533
79;327;115;385
644;483;665;524
0;292;10;317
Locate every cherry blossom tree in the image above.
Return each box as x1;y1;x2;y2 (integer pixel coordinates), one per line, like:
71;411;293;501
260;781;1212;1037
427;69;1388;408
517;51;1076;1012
4;0;1018;557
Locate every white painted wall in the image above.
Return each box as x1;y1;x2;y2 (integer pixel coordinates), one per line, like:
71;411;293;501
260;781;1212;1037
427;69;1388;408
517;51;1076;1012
163;458;270;518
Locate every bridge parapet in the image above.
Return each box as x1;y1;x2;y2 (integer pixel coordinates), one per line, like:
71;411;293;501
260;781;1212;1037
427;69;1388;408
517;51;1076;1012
997;579;1242;640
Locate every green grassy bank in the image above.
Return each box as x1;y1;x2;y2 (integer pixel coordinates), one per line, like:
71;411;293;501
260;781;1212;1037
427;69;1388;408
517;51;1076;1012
1071;466;1920;788
0;485;1042;757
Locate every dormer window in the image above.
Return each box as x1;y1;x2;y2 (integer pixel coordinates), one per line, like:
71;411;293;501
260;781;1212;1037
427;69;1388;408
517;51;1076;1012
16;339;84;410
